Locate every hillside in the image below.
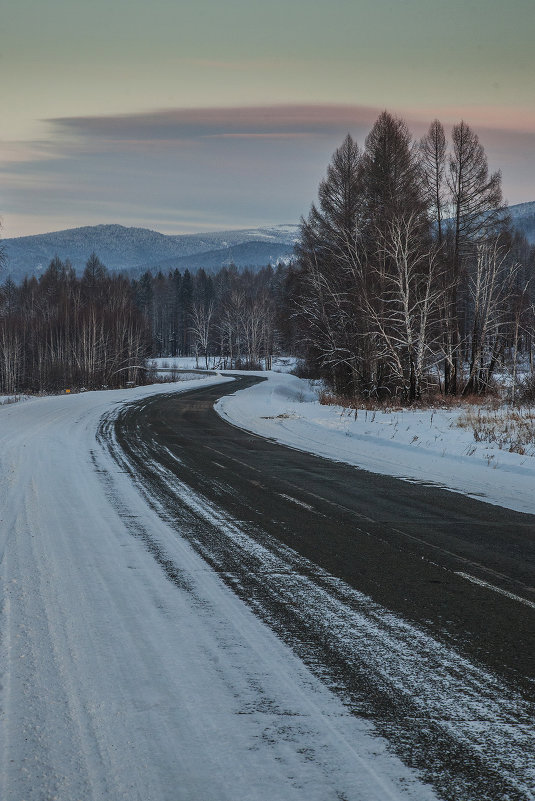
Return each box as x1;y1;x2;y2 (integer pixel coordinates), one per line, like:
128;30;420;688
1;223;299;282
508;201;535;244
2;201;534;283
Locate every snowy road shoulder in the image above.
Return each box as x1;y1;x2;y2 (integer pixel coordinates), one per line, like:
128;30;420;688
215;372;535;515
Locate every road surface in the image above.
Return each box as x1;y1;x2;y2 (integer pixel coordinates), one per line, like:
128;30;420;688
104;375;535;801
1;375;534;800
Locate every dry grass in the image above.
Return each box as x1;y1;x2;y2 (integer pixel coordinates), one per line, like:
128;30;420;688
317;389;501;413
457;407;535;455
318;391;363;410
318;389;535;455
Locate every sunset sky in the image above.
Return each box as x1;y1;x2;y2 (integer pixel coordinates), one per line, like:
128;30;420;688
2;0;534;238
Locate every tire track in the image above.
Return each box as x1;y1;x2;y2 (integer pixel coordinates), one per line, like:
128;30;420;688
101;386;535;801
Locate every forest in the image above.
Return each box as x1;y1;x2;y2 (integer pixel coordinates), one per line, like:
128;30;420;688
1;111;534;402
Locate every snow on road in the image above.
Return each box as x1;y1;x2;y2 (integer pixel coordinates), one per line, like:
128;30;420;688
0;378;438;800
216;372;535;515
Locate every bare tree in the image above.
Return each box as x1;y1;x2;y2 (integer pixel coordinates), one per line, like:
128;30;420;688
359;214;445;401
509;281;531;405
294;252;351;387
463;240;519;395
0;318;21;394
445;121;506;393
190;300;215;368
219;289;245;368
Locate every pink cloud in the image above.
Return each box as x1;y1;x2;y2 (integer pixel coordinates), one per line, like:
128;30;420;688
5;103;534;239
49;104;383;140
401;105;535;135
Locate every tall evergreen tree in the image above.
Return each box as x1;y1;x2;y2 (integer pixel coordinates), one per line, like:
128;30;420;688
295;133;363;393
420;119;447;246
360;111;426;244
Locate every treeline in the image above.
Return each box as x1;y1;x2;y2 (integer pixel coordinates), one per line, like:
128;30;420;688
0;255;292;392
133;263;290;369
291;112;535;401
1;111;535;401
0;255;150;393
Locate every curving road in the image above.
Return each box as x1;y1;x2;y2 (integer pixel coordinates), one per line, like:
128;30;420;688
101;375;535;801
7;376;449;801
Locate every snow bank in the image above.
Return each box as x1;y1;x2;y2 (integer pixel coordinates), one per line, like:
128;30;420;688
216;372;535;515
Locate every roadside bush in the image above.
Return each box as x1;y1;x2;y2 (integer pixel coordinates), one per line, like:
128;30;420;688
517;374;535;404
291;359;320;380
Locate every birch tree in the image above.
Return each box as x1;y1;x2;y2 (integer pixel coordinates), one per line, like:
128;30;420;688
359;214;445;400
463;240;519;395
190;300;215;368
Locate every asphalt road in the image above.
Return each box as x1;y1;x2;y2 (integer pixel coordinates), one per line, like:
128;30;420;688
101;375;535;801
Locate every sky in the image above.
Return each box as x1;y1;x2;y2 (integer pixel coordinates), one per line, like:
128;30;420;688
1;0;534;238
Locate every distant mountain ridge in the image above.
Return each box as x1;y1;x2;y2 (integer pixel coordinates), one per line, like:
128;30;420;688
2;223;300;282
508;202;535;244
2;201;534;283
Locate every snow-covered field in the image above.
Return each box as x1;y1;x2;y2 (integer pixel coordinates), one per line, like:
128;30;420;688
0;376;440;801
149;355;298;374
216;372;535;515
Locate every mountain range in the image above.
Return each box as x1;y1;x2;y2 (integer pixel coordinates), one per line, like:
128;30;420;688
1;224;299;283
2;200;534;283
507;201;535;245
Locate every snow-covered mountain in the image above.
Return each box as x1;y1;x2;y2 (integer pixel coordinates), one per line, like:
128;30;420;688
508;201;535;244
1;223;300;282
3;201;534;284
